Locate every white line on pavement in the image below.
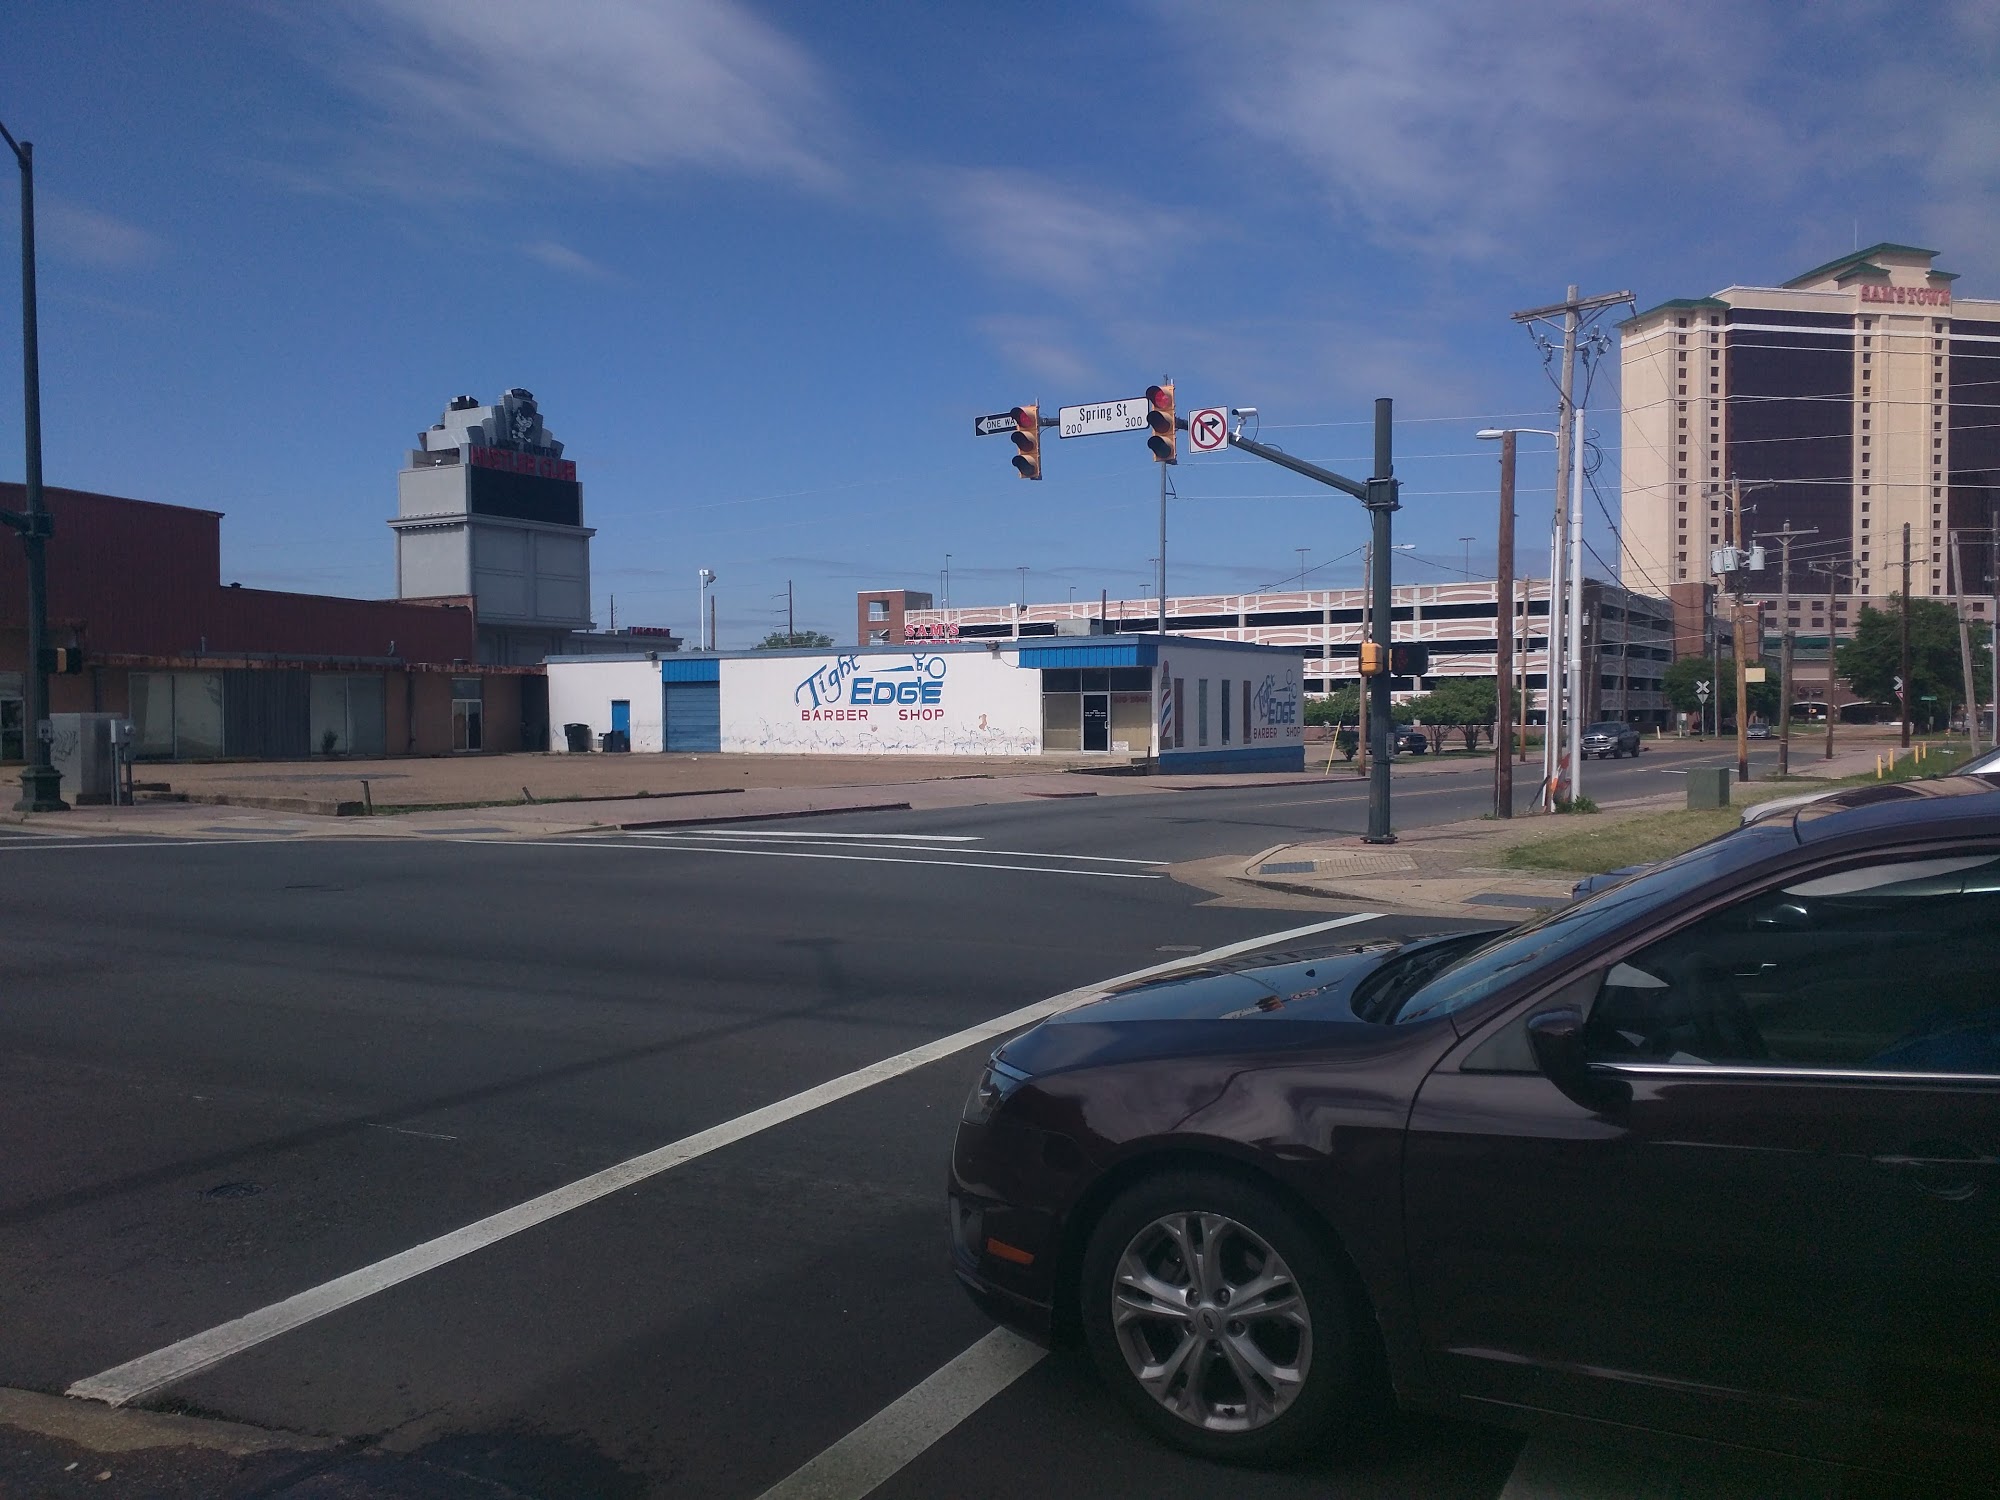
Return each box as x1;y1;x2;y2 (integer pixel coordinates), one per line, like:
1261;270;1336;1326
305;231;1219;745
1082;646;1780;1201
752;1328;1046;1500
65;911;1384;1408
638;832;1163;866
503;838;1165;880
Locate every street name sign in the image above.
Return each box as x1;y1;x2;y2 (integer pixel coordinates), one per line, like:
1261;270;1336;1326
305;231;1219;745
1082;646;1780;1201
1058;398;1148;439
973;411;1018;437
1187;407;1228;453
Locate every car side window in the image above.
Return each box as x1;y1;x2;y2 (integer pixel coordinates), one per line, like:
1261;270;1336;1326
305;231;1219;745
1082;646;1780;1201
1581;852;2000;1074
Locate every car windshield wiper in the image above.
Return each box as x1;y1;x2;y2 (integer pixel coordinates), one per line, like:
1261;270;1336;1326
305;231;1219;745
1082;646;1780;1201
1349;934;1493;1024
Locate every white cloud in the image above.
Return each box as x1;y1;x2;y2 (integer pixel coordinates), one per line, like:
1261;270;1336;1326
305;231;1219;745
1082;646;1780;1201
935;170;1194;296
313;0;840;188
38;200;162;268
973;314;1096;387
1160;0;2000;274
524;239;615;280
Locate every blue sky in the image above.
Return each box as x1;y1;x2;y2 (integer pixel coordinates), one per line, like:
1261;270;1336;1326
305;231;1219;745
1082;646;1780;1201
3;1;1996;643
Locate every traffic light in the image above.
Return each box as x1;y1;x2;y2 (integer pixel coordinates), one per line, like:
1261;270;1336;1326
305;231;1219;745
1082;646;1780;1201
1390;643;1430;678
1146;383;1176;463
1358;642;1386;675
39;646;85;675
1009;404;1041;480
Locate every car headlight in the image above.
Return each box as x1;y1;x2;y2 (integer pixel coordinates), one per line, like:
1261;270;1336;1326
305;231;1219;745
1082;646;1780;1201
962;1054;1032;1124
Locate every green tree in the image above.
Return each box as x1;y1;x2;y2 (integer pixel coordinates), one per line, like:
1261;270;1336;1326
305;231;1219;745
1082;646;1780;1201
754;630;835;650
1663;656;1717;717
1835;596;1992;732
1407;677;1499;751
1305;684;1359;727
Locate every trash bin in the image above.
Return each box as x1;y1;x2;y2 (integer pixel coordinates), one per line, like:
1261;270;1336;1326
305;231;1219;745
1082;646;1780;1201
563;722;592;753
1686;766;1732;810
601;729;630;753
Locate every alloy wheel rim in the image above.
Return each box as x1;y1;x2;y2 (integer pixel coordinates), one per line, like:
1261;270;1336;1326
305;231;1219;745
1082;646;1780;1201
1109;1211;1312;1432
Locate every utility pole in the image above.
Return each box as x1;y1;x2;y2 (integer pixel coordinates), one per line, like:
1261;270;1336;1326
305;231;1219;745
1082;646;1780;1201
1729;478;1750;782
1951;530;1980;754
1512;285;1632;810
787;579;795;639
1493;432;1515;818
1901;522;1913;747
709;591;718;655
1459;536;1475;578
1157;452;1169;636
1755;522;1817;775
1821;563;1844;760
0;120;64;811
1296;547;1309;590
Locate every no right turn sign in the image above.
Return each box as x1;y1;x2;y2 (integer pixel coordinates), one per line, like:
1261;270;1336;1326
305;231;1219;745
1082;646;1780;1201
1187;407;1227;453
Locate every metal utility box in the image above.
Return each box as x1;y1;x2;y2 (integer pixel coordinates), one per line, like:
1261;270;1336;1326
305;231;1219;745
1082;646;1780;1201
1686;766;1732;810
48;713;124;805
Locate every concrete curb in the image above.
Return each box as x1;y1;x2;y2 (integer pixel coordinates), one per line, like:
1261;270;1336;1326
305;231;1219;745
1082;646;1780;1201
614;800;914;831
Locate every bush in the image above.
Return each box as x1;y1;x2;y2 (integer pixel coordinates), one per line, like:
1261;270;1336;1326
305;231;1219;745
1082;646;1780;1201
1334;728;1359;761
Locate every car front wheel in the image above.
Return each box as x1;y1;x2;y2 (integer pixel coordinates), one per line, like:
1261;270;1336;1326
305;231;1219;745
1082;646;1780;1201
1079;1171;1363;1464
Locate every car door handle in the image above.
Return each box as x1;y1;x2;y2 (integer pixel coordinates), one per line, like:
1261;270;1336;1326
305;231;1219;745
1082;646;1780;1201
1872;1139;1994;1202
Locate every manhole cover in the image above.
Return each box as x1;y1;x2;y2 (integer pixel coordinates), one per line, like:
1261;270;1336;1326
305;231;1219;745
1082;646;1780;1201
201;1181;263;1199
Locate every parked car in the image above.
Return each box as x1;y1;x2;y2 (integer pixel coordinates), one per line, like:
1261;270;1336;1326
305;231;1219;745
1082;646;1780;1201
1394;729;1428;755
950;777;2000;1476
1747;722;1774;739
1579;720;1640;758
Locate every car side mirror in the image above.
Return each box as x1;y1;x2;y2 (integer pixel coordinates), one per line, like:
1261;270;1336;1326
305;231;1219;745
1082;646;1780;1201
1526;1006;1631;1114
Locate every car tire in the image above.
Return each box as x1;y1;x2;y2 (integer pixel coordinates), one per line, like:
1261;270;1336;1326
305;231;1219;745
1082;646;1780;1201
1079;1170;1364;1465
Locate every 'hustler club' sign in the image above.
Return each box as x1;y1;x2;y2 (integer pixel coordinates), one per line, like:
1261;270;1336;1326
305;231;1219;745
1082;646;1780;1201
1859;284;1951;307
468;445;577;481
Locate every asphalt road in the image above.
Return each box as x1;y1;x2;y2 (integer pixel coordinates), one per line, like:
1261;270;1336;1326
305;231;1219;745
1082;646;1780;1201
0;758;1861;1500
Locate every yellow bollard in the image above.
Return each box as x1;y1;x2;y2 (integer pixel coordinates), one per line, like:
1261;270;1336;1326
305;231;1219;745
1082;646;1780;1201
1876;753;1884;778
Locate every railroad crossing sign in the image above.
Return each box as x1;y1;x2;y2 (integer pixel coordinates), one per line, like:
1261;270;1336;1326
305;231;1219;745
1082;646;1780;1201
1695;680;1711;703
1057;397;1149;439
1187;407;1228;453
973;411;1018;437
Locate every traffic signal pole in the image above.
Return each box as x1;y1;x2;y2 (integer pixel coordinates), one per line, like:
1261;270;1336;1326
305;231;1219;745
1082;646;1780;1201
1228;400;1400;842
0;121;65;811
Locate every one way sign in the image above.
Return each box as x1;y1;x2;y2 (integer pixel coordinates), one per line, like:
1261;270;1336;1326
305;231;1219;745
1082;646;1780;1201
973;411;1018;437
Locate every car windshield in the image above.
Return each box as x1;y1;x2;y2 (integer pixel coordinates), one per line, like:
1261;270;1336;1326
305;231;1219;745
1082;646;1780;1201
1389;821;1796;1024
1348;933;1492;1022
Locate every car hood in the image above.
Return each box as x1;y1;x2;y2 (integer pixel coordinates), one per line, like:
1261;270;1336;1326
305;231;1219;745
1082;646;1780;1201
996;940;1458;1076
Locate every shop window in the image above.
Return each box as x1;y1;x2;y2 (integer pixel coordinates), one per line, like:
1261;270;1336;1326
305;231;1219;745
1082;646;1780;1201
130;670;225;760
867;600;888;620
309;674;386;758
0;673;22;763
1197;679;1210;747
1221;680;1232;744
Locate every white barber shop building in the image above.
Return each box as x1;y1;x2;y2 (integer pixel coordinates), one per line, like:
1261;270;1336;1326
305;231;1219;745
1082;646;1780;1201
545;637;1304;771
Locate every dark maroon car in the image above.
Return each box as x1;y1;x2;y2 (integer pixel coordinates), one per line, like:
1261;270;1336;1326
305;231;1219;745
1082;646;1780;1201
949;776;2000;1477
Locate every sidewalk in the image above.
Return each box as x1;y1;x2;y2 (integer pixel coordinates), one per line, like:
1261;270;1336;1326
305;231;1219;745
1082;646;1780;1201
1189;743;1894;919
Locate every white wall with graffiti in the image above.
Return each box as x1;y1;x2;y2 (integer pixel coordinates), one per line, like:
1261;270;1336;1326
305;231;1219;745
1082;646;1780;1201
722;646;1042;756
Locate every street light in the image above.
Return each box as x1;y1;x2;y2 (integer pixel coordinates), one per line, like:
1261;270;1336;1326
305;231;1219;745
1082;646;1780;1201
0;117;63;811
697;567;717;650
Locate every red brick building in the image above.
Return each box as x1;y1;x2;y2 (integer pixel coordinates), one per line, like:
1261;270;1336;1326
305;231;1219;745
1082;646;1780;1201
1;484;544;761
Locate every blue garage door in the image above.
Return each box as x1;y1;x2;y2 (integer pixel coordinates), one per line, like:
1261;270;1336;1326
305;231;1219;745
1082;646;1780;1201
663;682;720;752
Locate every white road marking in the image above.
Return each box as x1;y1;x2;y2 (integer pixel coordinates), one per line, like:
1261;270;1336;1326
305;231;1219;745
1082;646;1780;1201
640;832;1162;866
752;1328;1046;1500
501;838;1164;880
65;911;1384;1408
366;1123;459;1142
